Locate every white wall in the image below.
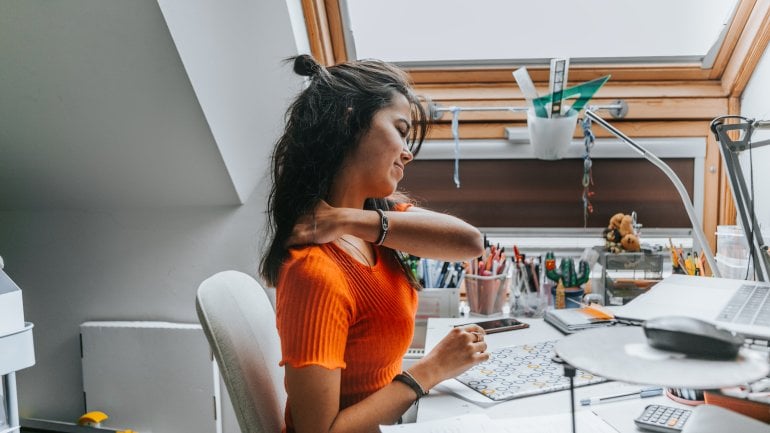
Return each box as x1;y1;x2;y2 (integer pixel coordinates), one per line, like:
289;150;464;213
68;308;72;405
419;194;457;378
0;202;267;421
0;0;308;424
740;42;770;231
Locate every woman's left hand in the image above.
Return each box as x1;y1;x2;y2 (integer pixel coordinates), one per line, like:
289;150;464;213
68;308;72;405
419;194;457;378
409;324;489;389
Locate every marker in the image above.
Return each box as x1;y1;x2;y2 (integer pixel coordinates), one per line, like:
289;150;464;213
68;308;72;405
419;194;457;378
580;387;663;406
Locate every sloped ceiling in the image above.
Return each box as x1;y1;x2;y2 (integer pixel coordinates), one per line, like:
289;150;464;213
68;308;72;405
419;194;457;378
0;0;303;209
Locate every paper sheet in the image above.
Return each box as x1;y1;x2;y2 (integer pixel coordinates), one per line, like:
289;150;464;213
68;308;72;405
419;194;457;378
381;411;618;433
381;414;499;433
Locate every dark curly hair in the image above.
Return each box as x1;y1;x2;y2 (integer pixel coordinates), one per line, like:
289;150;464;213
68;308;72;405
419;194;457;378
260;55;429;287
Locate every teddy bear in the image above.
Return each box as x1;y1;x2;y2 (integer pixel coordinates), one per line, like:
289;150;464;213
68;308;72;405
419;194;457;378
603;212;641;253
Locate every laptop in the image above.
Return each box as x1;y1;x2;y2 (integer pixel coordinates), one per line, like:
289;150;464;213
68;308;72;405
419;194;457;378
613;274;770;340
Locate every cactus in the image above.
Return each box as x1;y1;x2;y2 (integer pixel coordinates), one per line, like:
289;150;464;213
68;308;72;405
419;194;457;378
544;252;590;288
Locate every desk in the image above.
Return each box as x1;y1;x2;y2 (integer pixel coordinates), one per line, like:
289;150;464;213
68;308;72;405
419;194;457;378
418;317;690;433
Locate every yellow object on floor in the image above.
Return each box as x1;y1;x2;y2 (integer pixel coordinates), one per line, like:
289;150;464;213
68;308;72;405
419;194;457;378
78;411;108;427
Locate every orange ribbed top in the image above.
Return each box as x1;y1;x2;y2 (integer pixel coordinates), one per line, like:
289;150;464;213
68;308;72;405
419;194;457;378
275;240;417;432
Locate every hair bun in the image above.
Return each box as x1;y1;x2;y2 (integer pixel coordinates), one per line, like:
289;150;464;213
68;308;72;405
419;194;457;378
293;54;322;78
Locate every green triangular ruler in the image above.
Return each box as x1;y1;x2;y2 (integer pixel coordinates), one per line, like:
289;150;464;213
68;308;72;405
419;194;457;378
533;75;611;118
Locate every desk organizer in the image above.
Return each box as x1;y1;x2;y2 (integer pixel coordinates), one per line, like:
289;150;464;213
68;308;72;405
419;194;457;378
416;288;461;321
601;252;663;306
464;269;510;316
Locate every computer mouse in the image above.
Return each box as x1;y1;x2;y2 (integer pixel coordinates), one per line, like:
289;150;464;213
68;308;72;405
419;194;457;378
643;316;744;360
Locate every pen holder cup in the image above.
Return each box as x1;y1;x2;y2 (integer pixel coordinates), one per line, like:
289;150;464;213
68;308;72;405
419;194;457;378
464;271;510;316
527;109;579;160
514;289;548;318
551;285;585;309
510;268;548;318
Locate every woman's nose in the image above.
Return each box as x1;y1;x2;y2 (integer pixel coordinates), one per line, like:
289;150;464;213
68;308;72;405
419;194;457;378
401;146;414;164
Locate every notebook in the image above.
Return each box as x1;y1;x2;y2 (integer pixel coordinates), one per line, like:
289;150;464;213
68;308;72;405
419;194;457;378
613;274;770;340
544;306;617;334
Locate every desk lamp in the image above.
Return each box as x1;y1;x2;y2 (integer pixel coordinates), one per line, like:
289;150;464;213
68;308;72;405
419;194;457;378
555;326;768;433
710;116;770;282
583;109;720;277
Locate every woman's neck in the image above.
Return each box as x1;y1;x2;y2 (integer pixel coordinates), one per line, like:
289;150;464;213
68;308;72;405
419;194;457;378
327;185;367;209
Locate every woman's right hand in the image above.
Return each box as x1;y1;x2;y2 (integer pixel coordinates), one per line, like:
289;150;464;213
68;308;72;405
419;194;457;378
408;324;490;390
285;200;344;247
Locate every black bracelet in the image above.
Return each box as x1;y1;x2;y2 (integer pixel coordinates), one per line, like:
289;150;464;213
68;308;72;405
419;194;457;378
393;370;428;401
375;209;389;246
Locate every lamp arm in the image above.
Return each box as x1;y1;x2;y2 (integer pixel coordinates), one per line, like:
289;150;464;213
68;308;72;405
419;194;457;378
584;109;721;277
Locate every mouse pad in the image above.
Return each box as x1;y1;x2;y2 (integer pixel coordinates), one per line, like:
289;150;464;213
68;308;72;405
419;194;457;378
455;340;606;401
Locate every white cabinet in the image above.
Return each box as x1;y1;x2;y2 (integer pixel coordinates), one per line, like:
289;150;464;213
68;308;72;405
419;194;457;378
0;268;35;433
80;321;236;433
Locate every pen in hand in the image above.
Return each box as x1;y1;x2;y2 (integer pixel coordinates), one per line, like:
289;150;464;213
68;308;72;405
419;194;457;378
580;387;663;406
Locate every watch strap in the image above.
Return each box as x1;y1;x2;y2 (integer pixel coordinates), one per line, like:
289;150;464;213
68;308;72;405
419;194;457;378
375;209;389;246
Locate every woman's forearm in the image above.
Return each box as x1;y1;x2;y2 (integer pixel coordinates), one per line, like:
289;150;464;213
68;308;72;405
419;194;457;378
345;207;484;260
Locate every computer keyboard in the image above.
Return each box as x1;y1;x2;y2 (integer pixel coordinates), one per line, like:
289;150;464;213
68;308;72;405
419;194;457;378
717;284;770;326
404;347;425;359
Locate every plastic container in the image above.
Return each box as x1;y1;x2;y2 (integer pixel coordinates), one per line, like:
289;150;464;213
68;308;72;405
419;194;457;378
716;225;770;259
715;225;769;279
509;261;548;318
527;109;578;160
464;268;510;316
601;252;664;306
715;254;751;280
716;225;751;262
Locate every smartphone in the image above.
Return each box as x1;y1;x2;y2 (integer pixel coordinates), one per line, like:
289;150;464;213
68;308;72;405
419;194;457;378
455;318;529;334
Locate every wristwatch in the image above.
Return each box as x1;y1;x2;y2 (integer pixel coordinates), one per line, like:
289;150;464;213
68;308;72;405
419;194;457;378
375;209;389;246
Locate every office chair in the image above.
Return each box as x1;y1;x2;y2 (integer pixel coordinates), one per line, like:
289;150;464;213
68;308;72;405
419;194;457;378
196;270;286;433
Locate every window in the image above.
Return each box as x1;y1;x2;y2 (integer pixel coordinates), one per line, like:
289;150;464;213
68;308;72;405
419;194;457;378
302;0;770;240
343;0;738;68
399;138;704;229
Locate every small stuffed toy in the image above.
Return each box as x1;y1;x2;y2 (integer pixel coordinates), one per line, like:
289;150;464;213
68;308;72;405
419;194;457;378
603;212;641;253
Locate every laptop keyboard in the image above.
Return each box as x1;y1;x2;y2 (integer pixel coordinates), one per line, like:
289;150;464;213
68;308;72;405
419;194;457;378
716;284;770;326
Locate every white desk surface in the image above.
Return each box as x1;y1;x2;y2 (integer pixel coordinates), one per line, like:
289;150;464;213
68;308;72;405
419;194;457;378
418;317;692;433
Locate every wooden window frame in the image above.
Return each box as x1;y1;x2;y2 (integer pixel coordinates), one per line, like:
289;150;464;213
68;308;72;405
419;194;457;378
301;0;770;248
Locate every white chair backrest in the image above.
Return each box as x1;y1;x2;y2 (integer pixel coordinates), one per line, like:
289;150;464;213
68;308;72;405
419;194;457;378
196;271;286;433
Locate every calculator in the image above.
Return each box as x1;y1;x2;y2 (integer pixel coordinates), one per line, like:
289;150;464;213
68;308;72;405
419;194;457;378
634;404;692;432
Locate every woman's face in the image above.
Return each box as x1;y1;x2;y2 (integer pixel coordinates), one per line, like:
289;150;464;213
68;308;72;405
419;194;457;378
339;93;414;201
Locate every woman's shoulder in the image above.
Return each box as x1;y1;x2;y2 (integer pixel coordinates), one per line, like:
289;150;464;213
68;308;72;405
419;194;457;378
280;245;346;285
285;244;333;262
277;245;354;308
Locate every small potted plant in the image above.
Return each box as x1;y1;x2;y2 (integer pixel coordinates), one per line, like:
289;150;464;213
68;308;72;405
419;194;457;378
544;252;590;309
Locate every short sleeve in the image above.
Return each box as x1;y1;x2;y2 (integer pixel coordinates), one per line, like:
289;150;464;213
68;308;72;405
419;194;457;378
392;202;413;212
275;248;353;370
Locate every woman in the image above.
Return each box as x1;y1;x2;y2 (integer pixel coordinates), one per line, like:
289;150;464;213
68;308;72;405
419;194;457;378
260;54;489;433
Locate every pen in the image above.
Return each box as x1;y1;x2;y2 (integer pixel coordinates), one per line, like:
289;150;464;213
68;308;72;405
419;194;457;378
580;387;663;406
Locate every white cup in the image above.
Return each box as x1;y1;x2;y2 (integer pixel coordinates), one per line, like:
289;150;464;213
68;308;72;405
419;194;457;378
527;109;579;160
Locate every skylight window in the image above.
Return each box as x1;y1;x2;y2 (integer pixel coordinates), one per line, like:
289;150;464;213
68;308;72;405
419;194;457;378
342;0;739;67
